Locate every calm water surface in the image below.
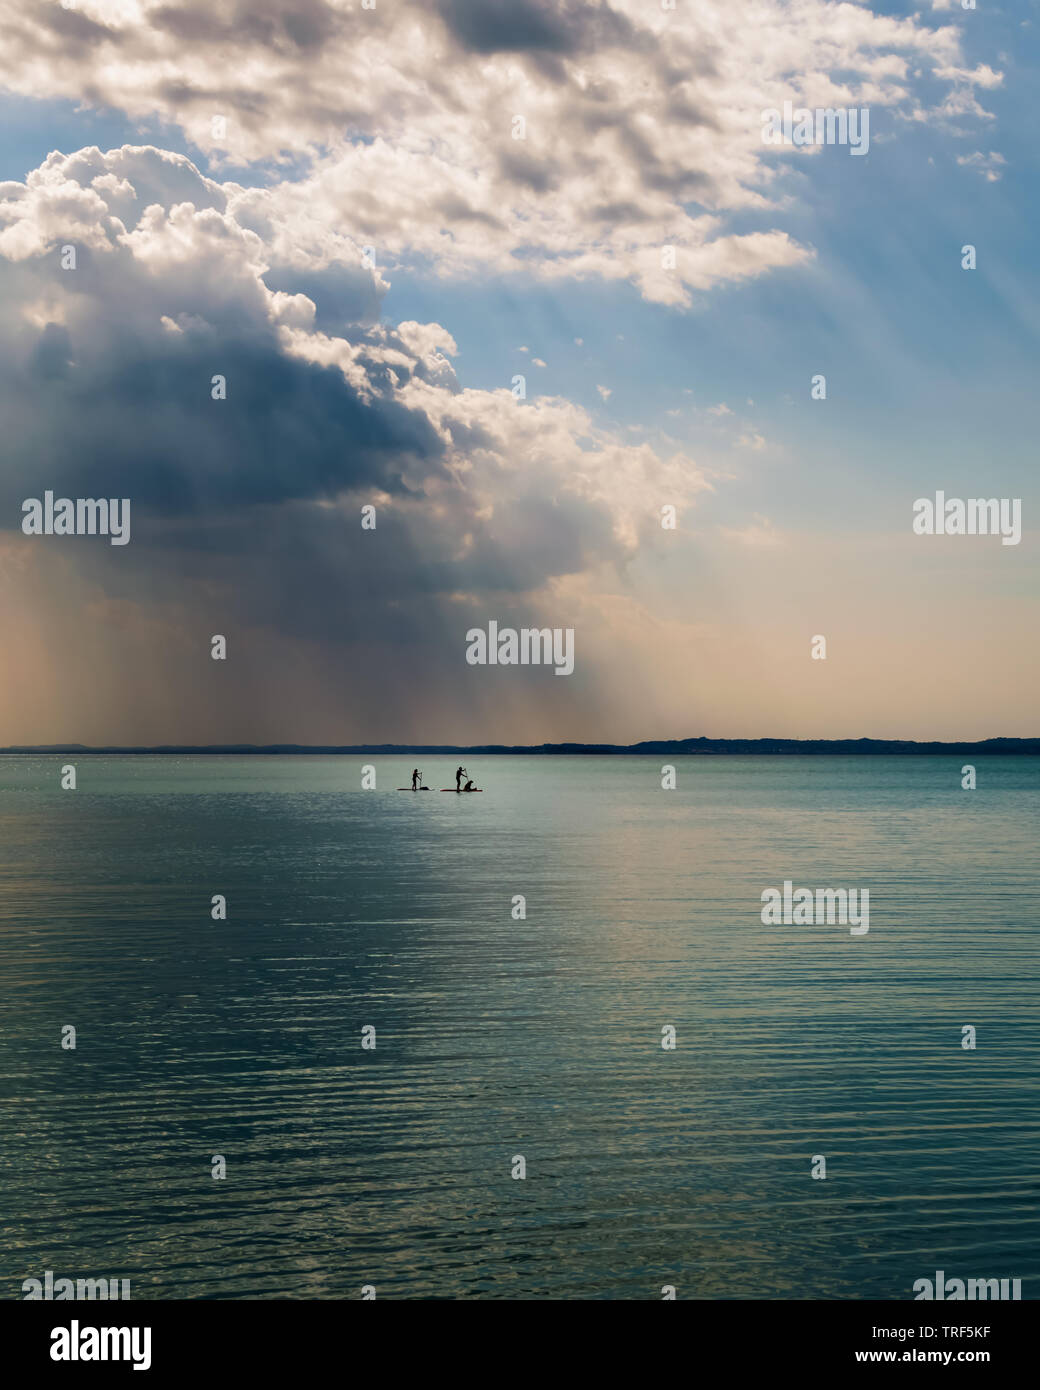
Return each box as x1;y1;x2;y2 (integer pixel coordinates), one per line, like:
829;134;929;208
1;755;1037;1299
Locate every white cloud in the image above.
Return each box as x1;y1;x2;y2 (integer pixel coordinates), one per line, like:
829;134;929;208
957;150;1006;181
0;0;998;304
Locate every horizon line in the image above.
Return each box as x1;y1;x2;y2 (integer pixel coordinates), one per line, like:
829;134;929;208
2;736;1040;756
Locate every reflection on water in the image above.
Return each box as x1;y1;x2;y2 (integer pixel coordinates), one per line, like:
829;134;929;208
1;755;1037;1299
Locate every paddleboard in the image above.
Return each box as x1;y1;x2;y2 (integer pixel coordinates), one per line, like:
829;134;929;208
396;787;430;791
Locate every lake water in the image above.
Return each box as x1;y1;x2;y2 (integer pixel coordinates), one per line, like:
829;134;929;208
1;754;1037;1300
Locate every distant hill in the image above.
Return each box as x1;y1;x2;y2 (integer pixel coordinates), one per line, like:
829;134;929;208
2;738;1039;755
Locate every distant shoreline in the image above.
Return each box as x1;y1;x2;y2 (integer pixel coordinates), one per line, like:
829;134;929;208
2;738;1039;756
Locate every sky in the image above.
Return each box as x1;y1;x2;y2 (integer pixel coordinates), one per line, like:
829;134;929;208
0;0;1037;745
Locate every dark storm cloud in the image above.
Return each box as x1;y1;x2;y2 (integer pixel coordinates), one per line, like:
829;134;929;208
67;483;616;650
1;325;445;519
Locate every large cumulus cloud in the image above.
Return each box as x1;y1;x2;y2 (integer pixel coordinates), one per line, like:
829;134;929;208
0;146;705;674
0;148;448;518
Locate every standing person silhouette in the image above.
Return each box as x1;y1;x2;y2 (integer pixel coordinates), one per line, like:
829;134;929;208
455;765;467;791
411;768;421;790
